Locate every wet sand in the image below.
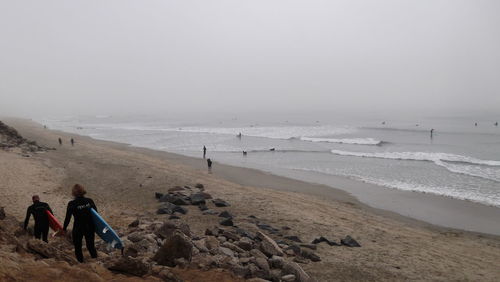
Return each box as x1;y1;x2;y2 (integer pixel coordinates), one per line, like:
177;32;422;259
2;117;500;281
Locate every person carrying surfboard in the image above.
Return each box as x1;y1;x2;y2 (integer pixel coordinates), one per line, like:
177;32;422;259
63;184;98;263
24;195;53;243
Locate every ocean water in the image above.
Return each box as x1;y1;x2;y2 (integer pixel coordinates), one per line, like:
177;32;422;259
40;115;500;208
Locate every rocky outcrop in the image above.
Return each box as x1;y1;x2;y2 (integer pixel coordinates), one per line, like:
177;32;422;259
0;121;49;152
154;231;193;267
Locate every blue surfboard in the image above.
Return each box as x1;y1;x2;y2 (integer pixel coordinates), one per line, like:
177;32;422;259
90;208;124;249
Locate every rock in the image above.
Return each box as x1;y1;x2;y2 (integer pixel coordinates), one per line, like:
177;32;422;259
128;232;146;243
212;198;230;207
190;193;206;205
250;249;268;260
293;256;309;264
222;230;240;241
300;248;321;262
220;218;234;226
159;194;189;205
27;239;76;264
153;231;193;267
155;192;164;199
158;268;182;282
217;236;227;243
282;262;313;282
195;183;204;189
155;221;191;240
123;244;139;257
205;227;221;236
236;237;254;251
255;257;270;273
168;186;185;192
218;211;233;219
222;241;245;253
202;210;218;215
157;202;178;215
269;255;285;269
106;256;151;277
128;219;140;228
205;236;220;250
284;245;301;256
311;236;340;246
299;244;317;250
173;206;188;215
0;207;5;220
193;239;208;253
198;203;209;211
282;274;296;282
256;231;284;257
284;235;302;243
219;247;235;257
341;235;361;247
169;215;180;220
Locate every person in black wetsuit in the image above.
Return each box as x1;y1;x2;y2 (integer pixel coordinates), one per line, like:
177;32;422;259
63;184;98;263
24;195;53;242
203;145;207;159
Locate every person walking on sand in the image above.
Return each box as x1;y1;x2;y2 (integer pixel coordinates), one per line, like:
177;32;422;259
63;184;98;263
430;128;434;138
71;138;75;146
58;138;62;145
203;146;207;159
207;158;212;173
24;195;53;243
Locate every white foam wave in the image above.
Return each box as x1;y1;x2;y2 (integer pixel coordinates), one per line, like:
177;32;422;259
300;137;382;145
330;150;500;182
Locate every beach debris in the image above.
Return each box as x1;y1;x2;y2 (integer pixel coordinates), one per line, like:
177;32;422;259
341;235;361;247
257;231;284;257
212;198;230;207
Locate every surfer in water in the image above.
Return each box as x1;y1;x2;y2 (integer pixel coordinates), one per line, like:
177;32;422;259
58;138;62;146
207;158;212;173
203;146;207;159
24;195;53;243
71;138;75;146
63;184;98;263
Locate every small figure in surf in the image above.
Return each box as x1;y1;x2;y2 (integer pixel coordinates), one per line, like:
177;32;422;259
495;122;498;126
207;158;212;173
71;138;75;146
58;138;62;146
63;184;98;263
475;122;478;126
203;146;207;159
382;121;386;125
430;129;434;138
237;133;242;139
24;195;53;243
270;148;275;151
243;151;247;156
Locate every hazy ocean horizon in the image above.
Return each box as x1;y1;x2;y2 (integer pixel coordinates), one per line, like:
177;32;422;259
40;115;500;209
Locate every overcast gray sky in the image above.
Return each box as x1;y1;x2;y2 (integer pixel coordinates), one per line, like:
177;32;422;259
0;0;499;118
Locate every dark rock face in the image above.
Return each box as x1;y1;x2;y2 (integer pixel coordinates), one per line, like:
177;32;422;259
154;231;193;267
107;256;151;277
128;219;140;228
212;199;230;207
0;207;5;220
218;211;233;219
155;192;164;199
155;222;191;240
341;235;361;247
219;218;234;226
157;202;178;215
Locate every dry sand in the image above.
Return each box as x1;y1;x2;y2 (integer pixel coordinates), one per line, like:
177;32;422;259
1;118;500;281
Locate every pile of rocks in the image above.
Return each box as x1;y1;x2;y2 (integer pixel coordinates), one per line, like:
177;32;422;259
0;121;50;153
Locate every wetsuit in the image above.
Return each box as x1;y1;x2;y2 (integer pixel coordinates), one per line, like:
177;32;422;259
24;201;52;242
63;196;98;263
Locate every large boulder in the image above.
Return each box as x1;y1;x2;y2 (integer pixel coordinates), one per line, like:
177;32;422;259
212;199;230;207
256;231;284;257
106;256;151;277
190;193;207;205
153;231;193;267
155;221;191;239
341;235;361;247
27;239;77;264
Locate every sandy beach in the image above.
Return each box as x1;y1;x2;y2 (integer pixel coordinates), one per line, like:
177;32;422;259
1;117;500;281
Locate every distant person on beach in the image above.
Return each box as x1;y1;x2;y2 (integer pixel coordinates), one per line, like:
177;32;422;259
71;138;75;146
63;184;98;263
243;151;247;156
237;132;242;139
24;195;53;243
203;146;207;158
207;158;212;173
495;122;498;126
475;122;478;126
270;148;275;151
58;138;62;145
430;129;434;138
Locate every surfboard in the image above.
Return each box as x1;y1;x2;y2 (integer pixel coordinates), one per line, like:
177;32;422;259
45;210;63;236
90;208;124;249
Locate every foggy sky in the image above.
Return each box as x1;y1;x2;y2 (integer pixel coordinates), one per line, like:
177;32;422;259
1;1;499;118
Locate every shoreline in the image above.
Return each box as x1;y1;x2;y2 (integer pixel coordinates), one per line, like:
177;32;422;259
16;117;500;237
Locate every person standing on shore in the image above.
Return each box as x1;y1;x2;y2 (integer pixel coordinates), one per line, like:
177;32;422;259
203;146;207;159
430;129;434;138
58;138;62;145
71;138;75;146
207;158;212;173
63;184;98;263
24;195;53;243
